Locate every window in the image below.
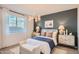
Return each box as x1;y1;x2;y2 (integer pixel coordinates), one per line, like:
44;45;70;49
17;17;25;29
8;15;25;33
8;15;16;27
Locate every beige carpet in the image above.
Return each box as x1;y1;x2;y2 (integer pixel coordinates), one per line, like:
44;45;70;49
0;45;78;54
0;46;20;54
52;46;78;54
53;48;68;54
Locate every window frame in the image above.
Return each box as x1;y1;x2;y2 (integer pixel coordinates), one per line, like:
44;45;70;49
8;14;25;33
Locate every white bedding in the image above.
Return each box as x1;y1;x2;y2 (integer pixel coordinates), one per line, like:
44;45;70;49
26;38;51;54
20;36;57;54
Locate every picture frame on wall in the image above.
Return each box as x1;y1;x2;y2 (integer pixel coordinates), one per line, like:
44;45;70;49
45;20;53;28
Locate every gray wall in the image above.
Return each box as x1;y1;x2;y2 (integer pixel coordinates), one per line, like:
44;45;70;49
39;8;77;47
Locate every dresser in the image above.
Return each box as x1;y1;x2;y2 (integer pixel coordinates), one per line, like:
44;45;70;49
58;35;75;46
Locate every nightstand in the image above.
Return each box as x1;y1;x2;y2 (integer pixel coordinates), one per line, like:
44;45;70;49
58;35;75;47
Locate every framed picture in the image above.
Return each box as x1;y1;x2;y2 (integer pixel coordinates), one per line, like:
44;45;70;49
45;20;53;28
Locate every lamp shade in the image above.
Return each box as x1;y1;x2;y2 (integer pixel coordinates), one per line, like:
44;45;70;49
58;25;65;30
36;26;40;30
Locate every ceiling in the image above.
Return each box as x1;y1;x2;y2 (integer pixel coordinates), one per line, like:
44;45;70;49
0;4;79;16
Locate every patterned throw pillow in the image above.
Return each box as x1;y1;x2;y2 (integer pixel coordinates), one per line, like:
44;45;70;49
41;32;46;36
46;32;52;37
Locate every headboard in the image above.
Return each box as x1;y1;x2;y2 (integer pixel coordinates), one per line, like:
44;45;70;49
41;29;58;32
41;29;58;38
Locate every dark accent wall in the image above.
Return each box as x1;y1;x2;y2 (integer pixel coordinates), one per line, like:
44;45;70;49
39;8;77;47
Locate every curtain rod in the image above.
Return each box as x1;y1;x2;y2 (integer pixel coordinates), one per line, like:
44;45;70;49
1;7;26;16
9;10;25;16
1;7;32;16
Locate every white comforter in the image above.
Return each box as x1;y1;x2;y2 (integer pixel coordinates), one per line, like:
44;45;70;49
20;36;56;54
26;38;51;54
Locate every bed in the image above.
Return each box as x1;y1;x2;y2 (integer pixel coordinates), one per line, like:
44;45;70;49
20;29;58;54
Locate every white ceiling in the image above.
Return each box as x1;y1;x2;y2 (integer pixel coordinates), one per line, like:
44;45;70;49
0;4;79;16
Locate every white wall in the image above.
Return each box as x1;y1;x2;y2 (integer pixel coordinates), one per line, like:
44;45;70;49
0;8;34;48
26;18;34;38
1;8;26;47
0;8;2;48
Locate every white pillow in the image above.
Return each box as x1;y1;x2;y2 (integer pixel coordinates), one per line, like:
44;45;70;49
52;32;57;38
